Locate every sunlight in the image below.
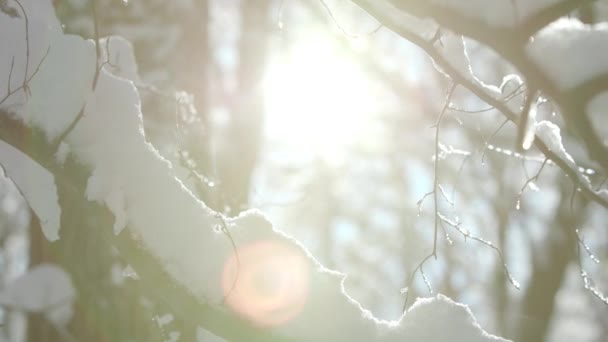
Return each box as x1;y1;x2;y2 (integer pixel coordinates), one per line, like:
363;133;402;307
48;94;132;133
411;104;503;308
264;37;377;163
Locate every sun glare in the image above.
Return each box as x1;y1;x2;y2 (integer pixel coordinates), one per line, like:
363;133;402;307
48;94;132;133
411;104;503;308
264;37;377;163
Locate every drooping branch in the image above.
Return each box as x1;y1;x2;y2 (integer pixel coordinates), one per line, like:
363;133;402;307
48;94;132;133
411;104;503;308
0;113;299;342
351;0;608;209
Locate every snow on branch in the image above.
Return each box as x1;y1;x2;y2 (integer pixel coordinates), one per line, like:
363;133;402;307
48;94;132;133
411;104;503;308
351;0;608;211
527;18;608;91
0;140;60;240
0;1;508;341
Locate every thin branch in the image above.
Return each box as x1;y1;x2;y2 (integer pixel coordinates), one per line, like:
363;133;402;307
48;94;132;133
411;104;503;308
13;0;30;94
215;213;241;305
575;228;600;264
53;0;102;147
437;184;454;206
432;83;457;258
318;0;382;38
516;158;548;210
451;153;471;200
416;191;434;216
438;213;520;290
402;253;434;312
402;83;456;312
0;46;50;107
449;82;525;114
351;3;608;209
7;56;14;94
0;0;51;109
318;0;358;38
92;0;101;86
481;119;509;165
573;228;608;305
439;219;453;246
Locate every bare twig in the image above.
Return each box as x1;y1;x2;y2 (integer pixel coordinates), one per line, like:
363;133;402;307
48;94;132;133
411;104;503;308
438;213;520;290
437;184;454;206
449;82;525;114
215;213;241;304
0;47;50;107
402;83;456;312
432;83;457;258
53;0;103;147
318;0;382;37
353;3;608;208
575;229;600;264
481;119;509;165
416;191;434;216
13;0;30;95
7;56;14;93
573;228;608;304
0;1;50;108
516;158;548;210
402;253;434;312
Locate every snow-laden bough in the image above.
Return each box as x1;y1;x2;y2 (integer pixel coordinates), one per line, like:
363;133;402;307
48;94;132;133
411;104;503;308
0;1;509;341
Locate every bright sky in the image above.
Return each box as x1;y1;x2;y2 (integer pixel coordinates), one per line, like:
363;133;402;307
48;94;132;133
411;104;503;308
263;35;380;165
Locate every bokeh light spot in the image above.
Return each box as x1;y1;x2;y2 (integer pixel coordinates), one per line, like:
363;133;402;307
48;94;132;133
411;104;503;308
222;239;310;327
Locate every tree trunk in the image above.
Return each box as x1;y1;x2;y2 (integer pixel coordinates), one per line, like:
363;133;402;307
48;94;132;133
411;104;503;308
219;0;272;215
515;187;579;342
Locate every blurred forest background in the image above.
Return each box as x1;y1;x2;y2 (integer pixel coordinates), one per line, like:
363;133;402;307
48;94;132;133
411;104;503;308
1;0;608;341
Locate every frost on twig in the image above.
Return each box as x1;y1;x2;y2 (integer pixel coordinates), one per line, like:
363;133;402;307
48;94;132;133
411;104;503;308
574;229;608;305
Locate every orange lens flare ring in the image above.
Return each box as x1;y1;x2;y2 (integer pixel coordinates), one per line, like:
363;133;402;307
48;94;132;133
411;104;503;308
222;240;310;327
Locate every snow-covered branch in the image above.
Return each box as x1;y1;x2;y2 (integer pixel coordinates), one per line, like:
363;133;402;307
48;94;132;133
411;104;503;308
351;0;608;210
0;1;509;341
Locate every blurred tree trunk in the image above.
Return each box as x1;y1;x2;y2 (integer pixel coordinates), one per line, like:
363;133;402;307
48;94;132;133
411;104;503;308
164;4;213;339
26;156;162;342
514;186;580;342
0;115;295;342
173;1;209;117
171;1;217;212
491;179;512;337
578;3;596;24
219;0;272;215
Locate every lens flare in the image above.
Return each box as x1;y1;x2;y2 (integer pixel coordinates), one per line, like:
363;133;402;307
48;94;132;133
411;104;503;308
222;240;310;327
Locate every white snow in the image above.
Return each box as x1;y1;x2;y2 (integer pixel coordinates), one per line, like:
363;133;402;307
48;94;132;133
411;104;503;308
429;0;562;27
0;140;61;241
0;0;95;142
521;97;540;150
361;0;438;39
527;18;608;90
22;34;95;141
437;33;471;78
393;294;507;341
535;120;576;166
0;1;60;98
0;264;76;326
98;36;140;83
0;1;510;341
